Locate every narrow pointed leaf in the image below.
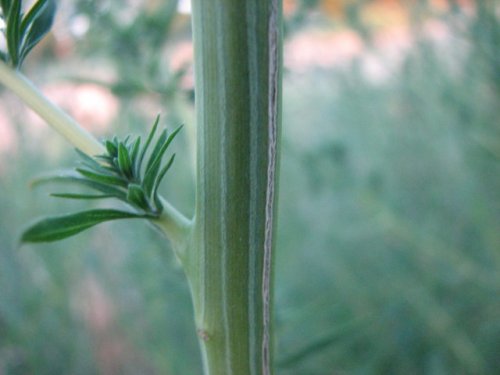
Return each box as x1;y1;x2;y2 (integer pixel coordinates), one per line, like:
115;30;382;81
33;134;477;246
126;183;151;212
19;0;56;66
20;209;147;243
152;154;175;200
31;172;128;201
60;179;127;200
145;128;167;173
0;0;11;15
74;148;115;175
117;142;132;178
75;148;99;166
164;124;183;150
131;136;141;154
20;0;48;35
145;125;182;176
129;137;141;158
130;137;141;177
79;159;119;177
143;126;181;197
50;193;115;200
143;132;168;193
105;140;118;156
76;167;128;187
30;170;82;188
6;0;21;66
143;160;161;198
138;115;160;174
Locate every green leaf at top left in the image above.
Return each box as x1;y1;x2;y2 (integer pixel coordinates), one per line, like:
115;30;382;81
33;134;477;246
6;0;21;66
20;209;148;243
18;0;57;66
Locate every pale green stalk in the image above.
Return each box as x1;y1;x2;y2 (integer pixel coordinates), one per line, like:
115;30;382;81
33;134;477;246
187;1;282;374
152;196;192;258
0;61;104;156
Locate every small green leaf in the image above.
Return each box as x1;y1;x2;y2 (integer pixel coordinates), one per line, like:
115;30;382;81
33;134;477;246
18;0;56;65
130;136;141;177
0;0;11;16
143;126;181;197
6;0;21;66
126;183;151;212
138;115;160;174
65;179;127;200
75;148;116;175
20;209;147;243
2;0;56;67
117;142;132;178
20;0;51;35
145;125;182;176
145;128;167;174
50;193;114;200
165;125;183;148
130;137;141;158
105;140;118;156
31;172;128;201
75;148;100;168
143;162;161;198
29;170;80;188
150;154;175;212
76;167;128;188
152;154;175;199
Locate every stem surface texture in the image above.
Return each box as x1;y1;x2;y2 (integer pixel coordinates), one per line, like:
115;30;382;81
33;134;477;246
189;1;282;374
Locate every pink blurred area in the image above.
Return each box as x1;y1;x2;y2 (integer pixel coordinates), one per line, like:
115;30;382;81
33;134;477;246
30;83;119;134
0;104;17;155
72;275;155;375
0;83;118;169
0;0;475;169
168;1;466;81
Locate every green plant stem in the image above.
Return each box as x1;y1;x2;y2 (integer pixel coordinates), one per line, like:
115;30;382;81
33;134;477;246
152;196;193;259
0;60;190;248
0;60;104;156
188;1;282;374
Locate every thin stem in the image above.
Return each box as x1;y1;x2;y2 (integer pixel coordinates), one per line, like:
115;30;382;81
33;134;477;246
152;196;193;260
0;60;104;156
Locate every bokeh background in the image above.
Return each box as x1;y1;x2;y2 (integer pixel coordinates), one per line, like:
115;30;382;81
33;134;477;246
1;0;499;374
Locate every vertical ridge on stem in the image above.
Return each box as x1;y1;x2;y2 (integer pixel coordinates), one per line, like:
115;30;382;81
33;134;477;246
263;0;282;373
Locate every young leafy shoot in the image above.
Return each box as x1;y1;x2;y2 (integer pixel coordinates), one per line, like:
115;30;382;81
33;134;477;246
20;116;182;244
0;0;56;68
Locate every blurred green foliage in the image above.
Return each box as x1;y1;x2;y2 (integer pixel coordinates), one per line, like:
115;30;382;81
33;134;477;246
1;1;499;374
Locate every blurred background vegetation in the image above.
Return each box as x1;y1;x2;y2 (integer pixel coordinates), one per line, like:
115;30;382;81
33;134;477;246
0;0;498;374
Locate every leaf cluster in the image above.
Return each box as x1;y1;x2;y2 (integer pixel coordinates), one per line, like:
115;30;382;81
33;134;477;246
21;116;182;243
0;0;56;68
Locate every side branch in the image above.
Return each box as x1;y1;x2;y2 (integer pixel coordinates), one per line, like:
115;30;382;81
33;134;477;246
0;60;191;248
152;197;193;260
0;60;104;156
